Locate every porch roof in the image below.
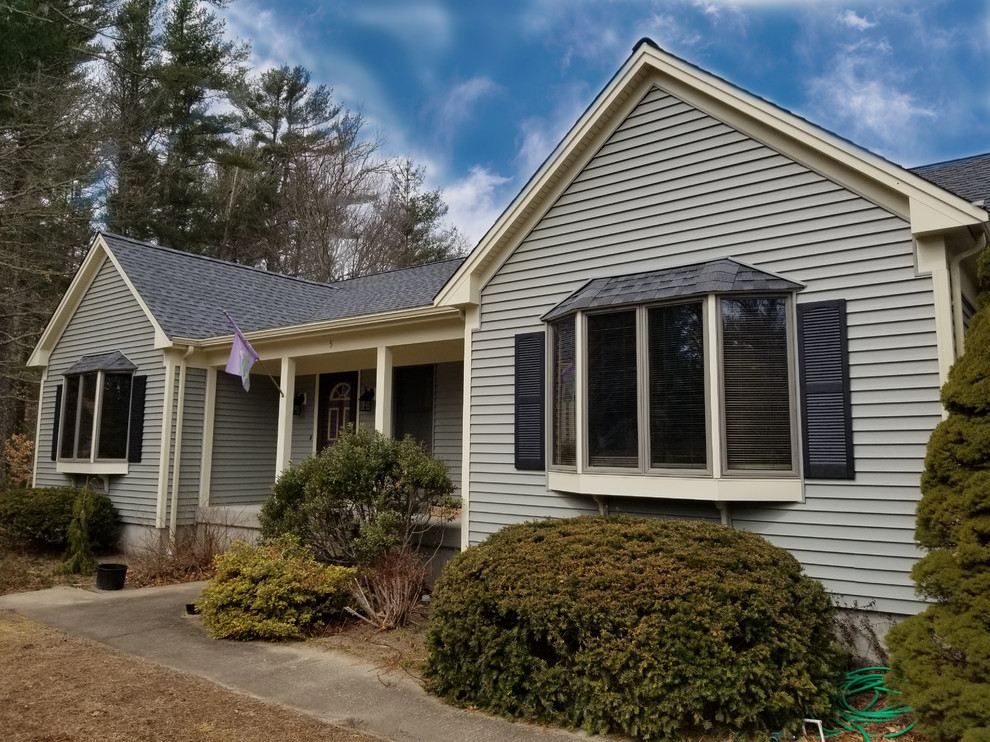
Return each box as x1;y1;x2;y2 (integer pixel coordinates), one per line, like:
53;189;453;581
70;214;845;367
102;233;465;341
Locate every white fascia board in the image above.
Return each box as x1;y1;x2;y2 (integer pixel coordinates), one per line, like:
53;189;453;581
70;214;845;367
27;234;108;367
435;43;987;310
172;304;464;365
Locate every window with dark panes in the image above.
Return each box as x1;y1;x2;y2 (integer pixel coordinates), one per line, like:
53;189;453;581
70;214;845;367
552;318;576;467
721;297;792;471
648;302;707;469
60;370;134;461
587;310;639;468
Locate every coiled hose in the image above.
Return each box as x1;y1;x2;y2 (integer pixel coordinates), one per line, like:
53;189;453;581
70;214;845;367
824;667;915;740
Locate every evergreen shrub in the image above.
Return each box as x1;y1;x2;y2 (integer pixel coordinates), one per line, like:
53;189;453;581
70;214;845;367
886;248;990;741
260;425;456;564
425;516;843;740
0;486;119;552
196;536;355;641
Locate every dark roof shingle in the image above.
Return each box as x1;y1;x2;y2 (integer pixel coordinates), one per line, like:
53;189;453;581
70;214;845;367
101;233;464;340
910;152;990;208
542;258;803;320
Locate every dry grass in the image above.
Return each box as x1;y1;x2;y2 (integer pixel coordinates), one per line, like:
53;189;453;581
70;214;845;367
0;611;380;742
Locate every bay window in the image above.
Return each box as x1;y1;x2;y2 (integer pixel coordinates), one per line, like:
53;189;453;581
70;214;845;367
518;259;854;499
550;293;796;477
53;351;145;471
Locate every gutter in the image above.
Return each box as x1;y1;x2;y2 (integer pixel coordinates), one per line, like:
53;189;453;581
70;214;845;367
160;305;464;352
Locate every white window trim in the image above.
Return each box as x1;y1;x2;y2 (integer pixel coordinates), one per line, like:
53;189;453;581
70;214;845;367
548;292;801;502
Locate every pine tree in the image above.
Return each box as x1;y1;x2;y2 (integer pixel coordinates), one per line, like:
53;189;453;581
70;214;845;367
886;248;990;741
0;0;107;477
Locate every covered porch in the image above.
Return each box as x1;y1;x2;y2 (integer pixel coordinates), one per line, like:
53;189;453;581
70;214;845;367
158;305;466;547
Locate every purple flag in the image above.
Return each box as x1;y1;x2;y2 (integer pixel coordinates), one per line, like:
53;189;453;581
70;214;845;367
225;315;259;391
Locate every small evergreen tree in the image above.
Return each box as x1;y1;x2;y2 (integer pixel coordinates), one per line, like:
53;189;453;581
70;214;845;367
59;490;98;575
887;248;990;741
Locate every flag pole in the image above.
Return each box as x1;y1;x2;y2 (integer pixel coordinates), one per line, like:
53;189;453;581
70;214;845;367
223;310;285;397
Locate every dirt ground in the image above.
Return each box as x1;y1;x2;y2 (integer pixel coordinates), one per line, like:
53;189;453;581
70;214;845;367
0;610;381;742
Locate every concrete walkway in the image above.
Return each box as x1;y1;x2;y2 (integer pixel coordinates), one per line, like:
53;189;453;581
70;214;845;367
0;582;596;742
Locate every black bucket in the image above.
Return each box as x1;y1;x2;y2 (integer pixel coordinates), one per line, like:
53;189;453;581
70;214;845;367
95;563;128;590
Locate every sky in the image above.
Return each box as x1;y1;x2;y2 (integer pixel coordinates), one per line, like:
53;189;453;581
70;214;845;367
219;0;990;246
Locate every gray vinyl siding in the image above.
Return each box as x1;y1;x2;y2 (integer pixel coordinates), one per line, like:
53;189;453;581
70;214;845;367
433;361;463;497
34;257;164;525
164;367;206;526
291;375;316;462
209;370;280;505
469;85;937;615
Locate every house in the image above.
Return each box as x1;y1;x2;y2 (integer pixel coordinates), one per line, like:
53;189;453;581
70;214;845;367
29;39;990;618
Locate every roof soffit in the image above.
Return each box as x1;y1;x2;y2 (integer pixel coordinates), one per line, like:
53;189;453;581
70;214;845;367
436;42;988;308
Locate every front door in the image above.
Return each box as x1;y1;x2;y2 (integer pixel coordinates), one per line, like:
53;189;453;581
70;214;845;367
317;372;358;450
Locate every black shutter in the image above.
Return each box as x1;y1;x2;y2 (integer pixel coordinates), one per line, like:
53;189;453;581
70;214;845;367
798;300;854;479
127;375;147;463
51;384;63;461
515;332;546;470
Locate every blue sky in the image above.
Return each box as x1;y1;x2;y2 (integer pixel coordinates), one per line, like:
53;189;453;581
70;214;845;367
220;0;990;245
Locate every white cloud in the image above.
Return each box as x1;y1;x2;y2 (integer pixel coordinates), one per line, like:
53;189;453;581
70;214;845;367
807;41;936;157
838;9;876;31
513;81;591;180
436;77;503;131
441;166;513;246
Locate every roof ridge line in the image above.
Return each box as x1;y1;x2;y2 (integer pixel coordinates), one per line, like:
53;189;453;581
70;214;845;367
99;232;341;292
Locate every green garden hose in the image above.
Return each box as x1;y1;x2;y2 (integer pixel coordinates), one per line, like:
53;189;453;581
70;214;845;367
823;667;915;741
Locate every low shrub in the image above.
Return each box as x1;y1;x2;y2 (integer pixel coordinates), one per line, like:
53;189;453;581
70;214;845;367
196;537;355;641
425;516;844;740
0;487;119;552
260;425;456;565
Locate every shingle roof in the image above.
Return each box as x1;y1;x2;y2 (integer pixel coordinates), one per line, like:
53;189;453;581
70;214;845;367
542;258;804;320
910;152;990;208
100;233;464;340
65;350;138;375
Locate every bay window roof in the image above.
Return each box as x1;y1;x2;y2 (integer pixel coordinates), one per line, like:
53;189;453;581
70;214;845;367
64;351;137;375
541;258;804;321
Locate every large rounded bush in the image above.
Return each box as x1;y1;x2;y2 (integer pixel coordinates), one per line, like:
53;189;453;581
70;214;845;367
0;487;119;552
425;516;843;740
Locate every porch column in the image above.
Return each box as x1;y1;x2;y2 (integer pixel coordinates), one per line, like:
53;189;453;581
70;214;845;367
375;345;393;435
275;356;296;475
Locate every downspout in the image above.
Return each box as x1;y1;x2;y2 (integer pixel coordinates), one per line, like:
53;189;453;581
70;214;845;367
717;501;732;527
168;345;194;545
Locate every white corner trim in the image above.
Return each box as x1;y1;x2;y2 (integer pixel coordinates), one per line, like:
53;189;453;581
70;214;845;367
459;307;480;551
198;368;216;507
31;369;47;487
156;359;177;529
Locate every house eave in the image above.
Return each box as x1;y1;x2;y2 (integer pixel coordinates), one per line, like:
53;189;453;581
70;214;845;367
166;304;464;354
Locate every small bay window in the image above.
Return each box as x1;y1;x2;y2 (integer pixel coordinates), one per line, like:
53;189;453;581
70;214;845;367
53;351;146;473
